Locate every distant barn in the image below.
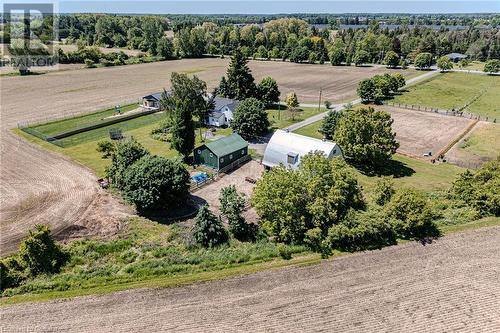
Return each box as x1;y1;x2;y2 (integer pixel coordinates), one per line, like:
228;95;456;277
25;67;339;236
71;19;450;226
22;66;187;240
262;130;343;169
193;133;248;170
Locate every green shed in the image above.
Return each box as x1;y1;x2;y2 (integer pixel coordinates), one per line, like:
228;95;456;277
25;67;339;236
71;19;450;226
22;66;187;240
193;133;248;170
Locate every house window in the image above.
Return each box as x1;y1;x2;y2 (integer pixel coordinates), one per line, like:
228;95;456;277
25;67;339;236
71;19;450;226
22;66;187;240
230;154;233;159
209;153;213;157
333;149;337;154
220;157;224;163
241;149;245;155
287;152;298;164
197;150;201;154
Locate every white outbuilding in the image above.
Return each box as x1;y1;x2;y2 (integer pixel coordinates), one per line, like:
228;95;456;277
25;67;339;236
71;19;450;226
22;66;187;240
262;130;343;169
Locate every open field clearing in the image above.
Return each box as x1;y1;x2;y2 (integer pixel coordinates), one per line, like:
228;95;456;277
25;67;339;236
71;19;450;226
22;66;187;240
2;224;499;332
446;122;500;168
391;72;500;120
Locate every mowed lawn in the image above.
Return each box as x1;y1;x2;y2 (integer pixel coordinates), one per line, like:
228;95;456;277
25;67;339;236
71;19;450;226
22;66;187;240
391;72;500;120
267;106;325;129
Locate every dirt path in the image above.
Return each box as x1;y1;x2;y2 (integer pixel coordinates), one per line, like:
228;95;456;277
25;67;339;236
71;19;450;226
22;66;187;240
2;225;499;332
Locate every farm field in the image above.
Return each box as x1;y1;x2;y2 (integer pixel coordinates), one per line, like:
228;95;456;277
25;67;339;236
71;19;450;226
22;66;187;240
390;72;500;120
446;122;500;168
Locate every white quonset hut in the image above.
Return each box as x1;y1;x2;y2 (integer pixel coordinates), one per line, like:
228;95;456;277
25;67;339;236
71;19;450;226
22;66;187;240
262;130;343;169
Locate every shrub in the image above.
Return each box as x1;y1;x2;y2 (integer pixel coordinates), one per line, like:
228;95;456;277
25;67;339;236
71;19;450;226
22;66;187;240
437;56;453;72
0;258;24;291
18;225;69;277
84;58;95;68
96;140;115;159
304;227;323;252
450;157;499;216
373;177;395;206
219;185;257;242
277;243;292;260
326;210;397;252
192;205;229;248
483;59;500;74
122;155;190;212
107;138;150;189
383;51;400;68
385;189;439;239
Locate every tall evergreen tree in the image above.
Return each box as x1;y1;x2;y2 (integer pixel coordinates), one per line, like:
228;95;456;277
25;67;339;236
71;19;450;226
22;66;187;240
170;100;195;162
225;48;257;100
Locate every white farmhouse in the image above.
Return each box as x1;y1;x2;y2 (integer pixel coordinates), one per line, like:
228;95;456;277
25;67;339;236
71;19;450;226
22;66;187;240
262;130;343;169
205;97;240;127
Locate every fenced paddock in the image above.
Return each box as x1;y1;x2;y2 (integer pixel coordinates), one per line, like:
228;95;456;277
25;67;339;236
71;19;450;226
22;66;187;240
384;101;497;123
18;105;161;148
377;105;476;160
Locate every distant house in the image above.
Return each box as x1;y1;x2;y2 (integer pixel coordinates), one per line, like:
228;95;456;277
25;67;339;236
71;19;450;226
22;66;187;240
142;92;163;110
262;130;343;169
193;133;248;170
445;53;467;62
205;97;241;127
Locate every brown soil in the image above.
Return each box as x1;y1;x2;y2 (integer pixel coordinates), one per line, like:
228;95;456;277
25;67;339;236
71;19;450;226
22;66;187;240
2;225;499;332
377;106;475;159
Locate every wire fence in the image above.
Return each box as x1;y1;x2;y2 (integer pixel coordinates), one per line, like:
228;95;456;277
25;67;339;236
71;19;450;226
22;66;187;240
383;101;497;123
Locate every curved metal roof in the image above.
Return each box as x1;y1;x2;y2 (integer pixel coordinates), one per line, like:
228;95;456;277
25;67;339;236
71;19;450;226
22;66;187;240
263;130;342;169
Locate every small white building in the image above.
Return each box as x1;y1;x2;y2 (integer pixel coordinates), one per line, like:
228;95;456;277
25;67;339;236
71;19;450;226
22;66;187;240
205;97;240;127
262;130;343;169
142;92;163;110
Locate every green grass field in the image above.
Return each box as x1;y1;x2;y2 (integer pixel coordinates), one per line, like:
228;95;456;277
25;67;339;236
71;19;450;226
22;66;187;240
267;106;325;129
458;123;500;160
461;61;486;71
390;72;500;120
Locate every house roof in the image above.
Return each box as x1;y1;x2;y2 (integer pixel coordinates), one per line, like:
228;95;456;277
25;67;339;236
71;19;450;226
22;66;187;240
204;133;248;157
446;53;467;59
143;90;171;101
212;97;240;111
263;130;340;169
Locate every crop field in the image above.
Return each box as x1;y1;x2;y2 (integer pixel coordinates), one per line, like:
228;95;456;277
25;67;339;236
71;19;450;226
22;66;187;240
391;72;500;120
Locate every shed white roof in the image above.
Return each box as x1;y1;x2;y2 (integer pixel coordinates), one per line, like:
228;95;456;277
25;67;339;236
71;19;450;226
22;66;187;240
262;130;342;169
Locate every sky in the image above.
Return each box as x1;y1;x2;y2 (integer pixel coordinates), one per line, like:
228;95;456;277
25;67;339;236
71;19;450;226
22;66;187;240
1;1;499;14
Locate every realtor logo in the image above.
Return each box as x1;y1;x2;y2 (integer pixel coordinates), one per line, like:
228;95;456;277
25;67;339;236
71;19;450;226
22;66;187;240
2;2;59;73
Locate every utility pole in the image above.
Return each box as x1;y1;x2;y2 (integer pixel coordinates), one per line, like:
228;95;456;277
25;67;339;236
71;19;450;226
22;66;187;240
318;87;322;113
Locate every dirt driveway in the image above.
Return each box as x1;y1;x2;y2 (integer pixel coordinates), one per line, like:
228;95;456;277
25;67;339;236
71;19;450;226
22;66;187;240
2;225;499;332
191;160;264;223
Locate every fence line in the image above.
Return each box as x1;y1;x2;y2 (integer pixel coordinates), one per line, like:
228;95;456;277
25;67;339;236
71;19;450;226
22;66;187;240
383;101;496;123
190;155;252;192
17;99;142;129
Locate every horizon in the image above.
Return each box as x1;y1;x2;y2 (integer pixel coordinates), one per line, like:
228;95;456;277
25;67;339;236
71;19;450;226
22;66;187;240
1;1;499;15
